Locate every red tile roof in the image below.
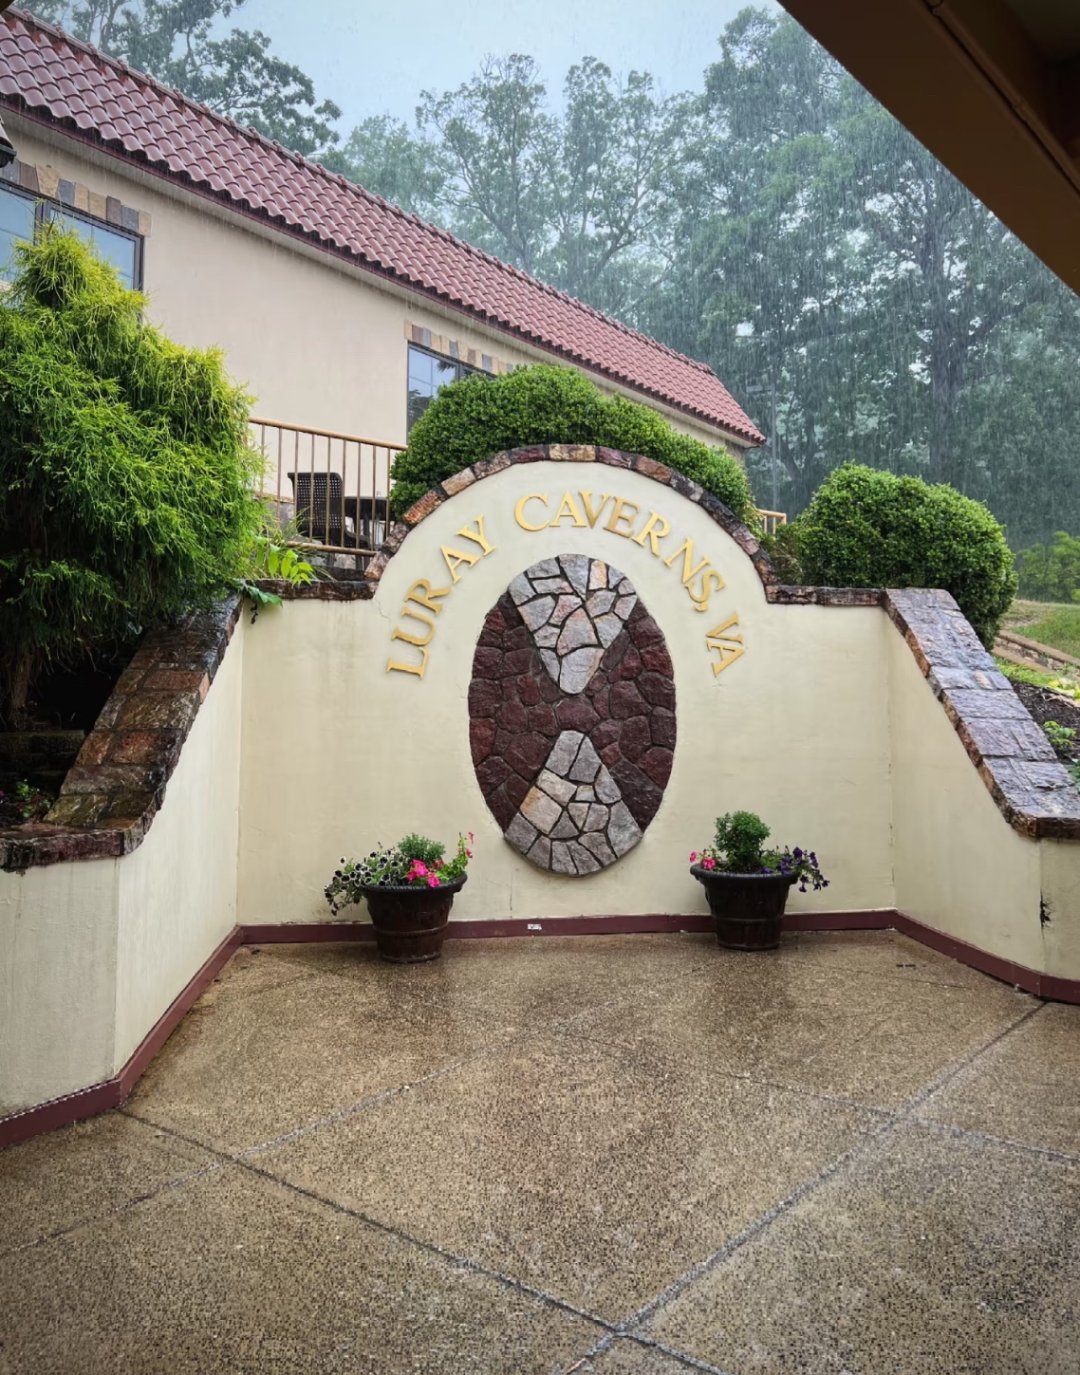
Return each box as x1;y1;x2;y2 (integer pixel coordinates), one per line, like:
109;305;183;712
0;7;763;444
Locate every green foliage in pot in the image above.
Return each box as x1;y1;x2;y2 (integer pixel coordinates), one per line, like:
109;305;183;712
325;831;474;912
796;464;1017;648
691;811;829;892
0;227;264;725
389;363;755;525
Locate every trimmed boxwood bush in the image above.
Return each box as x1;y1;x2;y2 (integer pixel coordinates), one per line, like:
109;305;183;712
797;465;1017;647
389;364;755;525
0;227;263;726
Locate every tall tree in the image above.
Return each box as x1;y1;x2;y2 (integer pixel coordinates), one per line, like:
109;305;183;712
645;7;1080;532
320;116;446;218
416;55;690;314
26;1;341;157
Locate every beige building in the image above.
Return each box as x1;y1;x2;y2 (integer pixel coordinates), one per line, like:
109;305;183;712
0;6;763;524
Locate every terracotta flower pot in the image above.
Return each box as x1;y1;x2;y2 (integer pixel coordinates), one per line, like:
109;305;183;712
690;866;796;951
359;875;466;963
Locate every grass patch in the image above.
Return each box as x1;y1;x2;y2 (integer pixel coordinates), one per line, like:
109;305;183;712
1012;604;1080;659
997;658;1080;701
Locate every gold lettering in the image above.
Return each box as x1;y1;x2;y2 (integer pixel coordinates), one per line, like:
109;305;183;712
405;578;451;615
391;608;436;647
579;491;613;527
604;497;640;538
632;510;671;557
689;568;726;614
441;544;480;583
664;537;711;593
706;612;745;676
515;493;550;531
387;647;430;678
456;515;495;555
550;490;587;527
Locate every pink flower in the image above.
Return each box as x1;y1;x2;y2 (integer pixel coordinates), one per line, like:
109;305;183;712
702;856;716;870
427;873;440;888
689;851;698;862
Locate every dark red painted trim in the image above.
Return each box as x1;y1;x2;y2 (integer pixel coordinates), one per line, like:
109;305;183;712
782;909;895;932
115;928;242;1099
4;909;1079;1150
244;911;897;942
892;913;1079;1003
0;927;241;1150
242;922;375;944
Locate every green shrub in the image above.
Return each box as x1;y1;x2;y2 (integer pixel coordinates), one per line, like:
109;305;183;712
797;465;1017;647
0;227;263;725
1015;532;1080;603
760;519;804;583
389;364;755;525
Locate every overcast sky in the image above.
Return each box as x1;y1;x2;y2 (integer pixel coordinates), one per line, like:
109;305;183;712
224;0;780;131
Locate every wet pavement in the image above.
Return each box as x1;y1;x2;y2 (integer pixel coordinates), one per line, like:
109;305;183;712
1;931;1077;1373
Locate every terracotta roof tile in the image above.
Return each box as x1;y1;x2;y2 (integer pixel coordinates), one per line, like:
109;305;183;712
0;6;763;443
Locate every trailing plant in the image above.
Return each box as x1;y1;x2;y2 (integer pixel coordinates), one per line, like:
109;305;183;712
325;832;474;911
0;779;53;826
0;227;264;726
797;464;1017;648
389;364;756;525
234;512;318;621
690;810;829;893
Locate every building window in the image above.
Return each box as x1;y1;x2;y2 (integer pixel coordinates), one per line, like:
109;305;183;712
0;183;36;282
407;343;478;432
0;183;142;289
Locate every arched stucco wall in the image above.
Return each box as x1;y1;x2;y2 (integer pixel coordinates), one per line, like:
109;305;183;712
238;458;895;923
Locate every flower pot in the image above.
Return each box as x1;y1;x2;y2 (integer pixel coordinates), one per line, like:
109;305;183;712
690;866;796;951
360;876;466;963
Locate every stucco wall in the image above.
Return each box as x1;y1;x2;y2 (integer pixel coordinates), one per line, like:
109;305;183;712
0;618;245;1116
7;123;741;457
0;855;117;1115
889;629;1046;967
238;461;894;923
112;616;245;1067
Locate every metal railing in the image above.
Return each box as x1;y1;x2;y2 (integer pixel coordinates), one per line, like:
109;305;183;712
253;415;789;556
251;416;405;557
757;508;788;536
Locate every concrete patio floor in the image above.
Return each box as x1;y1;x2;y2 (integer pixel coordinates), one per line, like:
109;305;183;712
1;930;1078;1373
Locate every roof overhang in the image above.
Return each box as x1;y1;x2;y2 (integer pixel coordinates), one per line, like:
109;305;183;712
781;0;1080;293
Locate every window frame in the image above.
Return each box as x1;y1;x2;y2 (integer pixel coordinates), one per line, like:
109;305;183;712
0;181;144;289
406;342;481;434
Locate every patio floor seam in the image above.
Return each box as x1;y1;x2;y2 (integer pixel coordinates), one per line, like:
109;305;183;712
612;1000;1046;1337
117;1104;622;1334
1;1157;229;1258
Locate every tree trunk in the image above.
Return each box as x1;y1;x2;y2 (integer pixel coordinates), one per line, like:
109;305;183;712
0;650;37;730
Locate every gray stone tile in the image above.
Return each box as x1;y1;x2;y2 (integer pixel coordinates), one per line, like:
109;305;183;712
645;1121;1080;1374
0;1164;601;1374
921;1002;1080;1155
257;1031;877;1321
0;1112;215;1253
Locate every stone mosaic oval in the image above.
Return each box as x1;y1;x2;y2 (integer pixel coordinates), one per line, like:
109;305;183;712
468;553;676;874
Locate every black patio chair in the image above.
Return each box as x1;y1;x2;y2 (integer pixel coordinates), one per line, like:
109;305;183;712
287;471;355;548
